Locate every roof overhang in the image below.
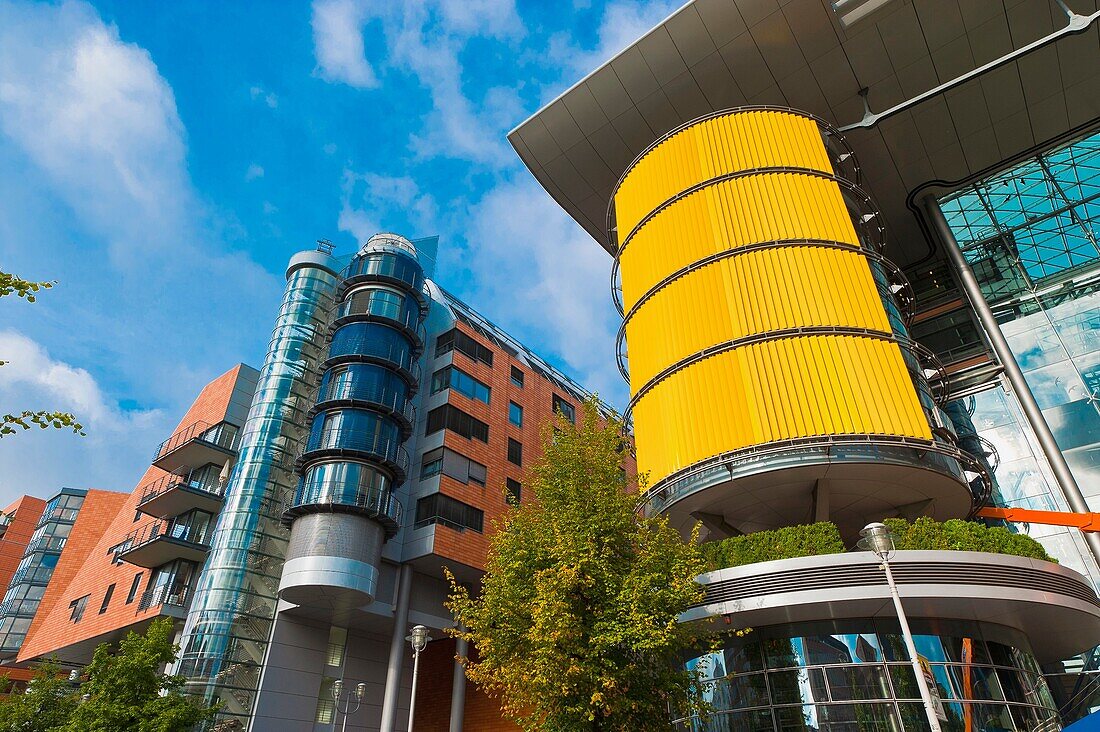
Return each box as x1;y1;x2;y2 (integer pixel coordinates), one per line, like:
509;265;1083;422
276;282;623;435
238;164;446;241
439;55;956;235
509;0;1100;268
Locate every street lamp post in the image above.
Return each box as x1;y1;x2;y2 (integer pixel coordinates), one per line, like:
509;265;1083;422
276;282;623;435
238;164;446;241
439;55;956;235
406;625;430;731
331;679;367;732
858;522;942;732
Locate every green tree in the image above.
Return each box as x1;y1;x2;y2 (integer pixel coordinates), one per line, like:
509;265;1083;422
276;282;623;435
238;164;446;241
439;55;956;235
0;271;84;438
448;399;729;732
0;661;79;731
63;617;215;732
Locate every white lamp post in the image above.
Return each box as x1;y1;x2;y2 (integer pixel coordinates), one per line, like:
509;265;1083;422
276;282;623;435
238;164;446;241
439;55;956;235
858;522;942;732
331;678;367;732
406;625;430;731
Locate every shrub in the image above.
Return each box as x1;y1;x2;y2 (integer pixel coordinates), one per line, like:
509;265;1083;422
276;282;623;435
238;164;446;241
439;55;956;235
703;522;846;569
885;516;1054;562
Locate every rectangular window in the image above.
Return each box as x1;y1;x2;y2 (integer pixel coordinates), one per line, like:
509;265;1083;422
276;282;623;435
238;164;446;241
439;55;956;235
506;479;522;505
508;401;523;427
435;328;493;366
315;677;337;724
426;405;489;443
325;626;348;667
126;572;144;604
510;365;524;388
507;438;523;466
414;494;484;533
422;447;487;486
69;595;89;623
553;394;576;424
430;366;490;404
107;539;132;565
99;584;115;615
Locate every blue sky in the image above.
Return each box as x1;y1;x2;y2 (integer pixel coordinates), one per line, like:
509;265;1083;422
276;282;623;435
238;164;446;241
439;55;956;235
0;0;681;503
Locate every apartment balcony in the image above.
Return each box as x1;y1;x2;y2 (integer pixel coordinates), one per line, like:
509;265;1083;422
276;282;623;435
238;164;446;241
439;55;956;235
137;472;225;519
136;582;193;618
118;517;212;569
151;420;240;473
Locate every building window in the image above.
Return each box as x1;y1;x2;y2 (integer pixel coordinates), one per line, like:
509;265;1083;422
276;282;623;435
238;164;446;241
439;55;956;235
420;447;486;486
315;677;337;724
508;438;523;466
325;626;348;667
414;494;484;533
510;365;524;388
108;539;132;565
426;404;489;443
553;394;576;424
506;479;522;505
98;584;115;615
430;366;490;404
435;328;493;366
68;595;89;623
125;573;144;604
508;401;523;427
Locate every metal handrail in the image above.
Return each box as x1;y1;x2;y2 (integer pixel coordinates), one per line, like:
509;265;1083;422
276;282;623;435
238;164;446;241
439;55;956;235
297;429;410;476
24;535;66;555
642;433;988;517
309;378;416;427
138;471;225;506
153;420;240;463
123;518;212;551
287;481;402;527
137;582;193;612
324;338;421;386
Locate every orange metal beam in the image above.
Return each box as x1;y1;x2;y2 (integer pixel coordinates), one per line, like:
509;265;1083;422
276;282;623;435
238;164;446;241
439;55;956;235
976;506;1100;533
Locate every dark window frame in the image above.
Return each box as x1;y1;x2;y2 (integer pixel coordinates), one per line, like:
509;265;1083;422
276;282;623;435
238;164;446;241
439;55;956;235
510;365;524;388
506;478;522;505
507;438;523;467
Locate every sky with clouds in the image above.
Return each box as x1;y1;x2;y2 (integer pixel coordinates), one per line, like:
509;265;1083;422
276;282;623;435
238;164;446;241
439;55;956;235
0;0;682;504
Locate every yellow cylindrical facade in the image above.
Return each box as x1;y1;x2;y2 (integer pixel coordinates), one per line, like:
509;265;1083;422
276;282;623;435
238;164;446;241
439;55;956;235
614;109;932;488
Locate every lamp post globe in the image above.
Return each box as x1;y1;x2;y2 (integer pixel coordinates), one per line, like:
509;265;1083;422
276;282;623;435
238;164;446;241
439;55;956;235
407;625;431;731
857;521;896;560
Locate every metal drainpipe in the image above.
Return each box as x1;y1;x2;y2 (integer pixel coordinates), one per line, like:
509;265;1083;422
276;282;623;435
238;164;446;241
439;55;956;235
380;564;413;732
922;195;1100;566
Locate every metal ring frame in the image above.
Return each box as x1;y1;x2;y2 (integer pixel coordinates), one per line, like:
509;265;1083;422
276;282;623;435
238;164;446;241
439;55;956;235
624;325;947;417
637;432;992;518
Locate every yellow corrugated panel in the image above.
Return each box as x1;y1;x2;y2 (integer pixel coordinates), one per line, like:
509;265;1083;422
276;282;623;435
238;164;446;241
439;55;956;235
624;246;891;392
632;336;932;486
614;110;835;239
619;173;860;311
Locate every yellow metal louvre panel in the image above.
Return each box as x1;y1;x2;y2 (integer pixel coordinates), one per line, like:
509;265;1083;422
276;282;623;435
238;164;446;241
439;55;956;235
619;173;861;311
614;110;835;238
632;336;933;486
624;246;892;392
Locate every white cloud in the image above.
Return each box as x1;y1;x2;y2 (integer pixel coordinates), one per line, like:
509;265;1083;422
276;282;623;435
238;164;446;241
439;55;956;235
245;163;265;181
338;169;439;243
311;0;380;88
0;330;167;501
310;0;525;164
323;142;338;155
249;85;278;108
444;176;627;406
0;1;281;501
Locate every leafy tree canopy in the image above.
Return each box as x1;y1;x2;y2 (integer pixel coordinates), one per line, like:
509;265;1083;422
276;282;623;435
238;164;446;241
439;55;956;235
448;399;731;732
0;270;83;438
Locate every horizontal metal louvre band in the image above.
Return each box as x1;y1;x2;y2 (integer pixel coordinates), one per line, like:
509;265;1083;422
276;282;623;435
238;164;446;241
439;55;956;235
622;246;892;391
618;171;871;308
631;334;932;484
614;110;836;236
696;561;1100;609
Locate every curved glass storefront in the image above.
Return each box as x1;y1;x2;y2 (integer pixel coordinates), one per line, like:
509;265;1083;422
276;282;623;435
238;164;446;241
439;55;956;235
680;619;1059;731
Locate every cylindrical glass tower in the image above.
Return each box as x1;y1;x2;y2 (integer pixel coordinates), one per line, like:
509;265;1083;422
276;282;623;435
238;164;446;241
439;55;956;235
279;233;426;610
176;249;339;726
611;108;984;539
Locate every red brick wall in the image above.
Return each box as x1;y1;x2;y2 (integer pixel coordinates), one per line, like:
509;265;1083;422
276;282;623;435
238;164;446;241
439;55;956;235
427;321;635;573
412;637;519;732
17;366;248;663
0;496;46;594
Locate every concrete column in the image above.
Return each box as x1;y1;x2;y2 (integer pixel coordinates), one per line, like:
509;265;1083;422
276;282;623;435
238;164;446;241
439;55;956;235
922;195;1100;565
380;564;412;732
449;632;468;732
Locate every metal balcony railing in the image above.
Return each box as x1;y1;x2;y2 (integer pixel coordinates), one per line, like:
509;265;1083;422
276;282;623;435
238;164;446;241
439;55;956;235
137;582;193;613
137;470;225;507
8;566;54;587
309;378;416;430
297;429;410;478
286;480;402;536
123;517;212;552
24;535;67;555
152;420;240;464
0;597;40;618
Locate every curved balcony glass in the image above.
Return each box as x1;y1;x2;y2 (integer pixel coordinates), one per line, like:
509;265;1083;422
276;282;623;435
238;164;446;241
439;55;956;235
312;363;414;434
326;322;419;385
300;411;409;480
332;286;426;350
287;478;402;537
338;249;425;304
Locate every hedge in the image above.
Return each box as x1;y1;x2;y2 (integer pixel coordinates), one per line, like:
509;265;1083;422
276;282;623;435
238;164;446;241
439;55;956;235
703;517;1054;570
